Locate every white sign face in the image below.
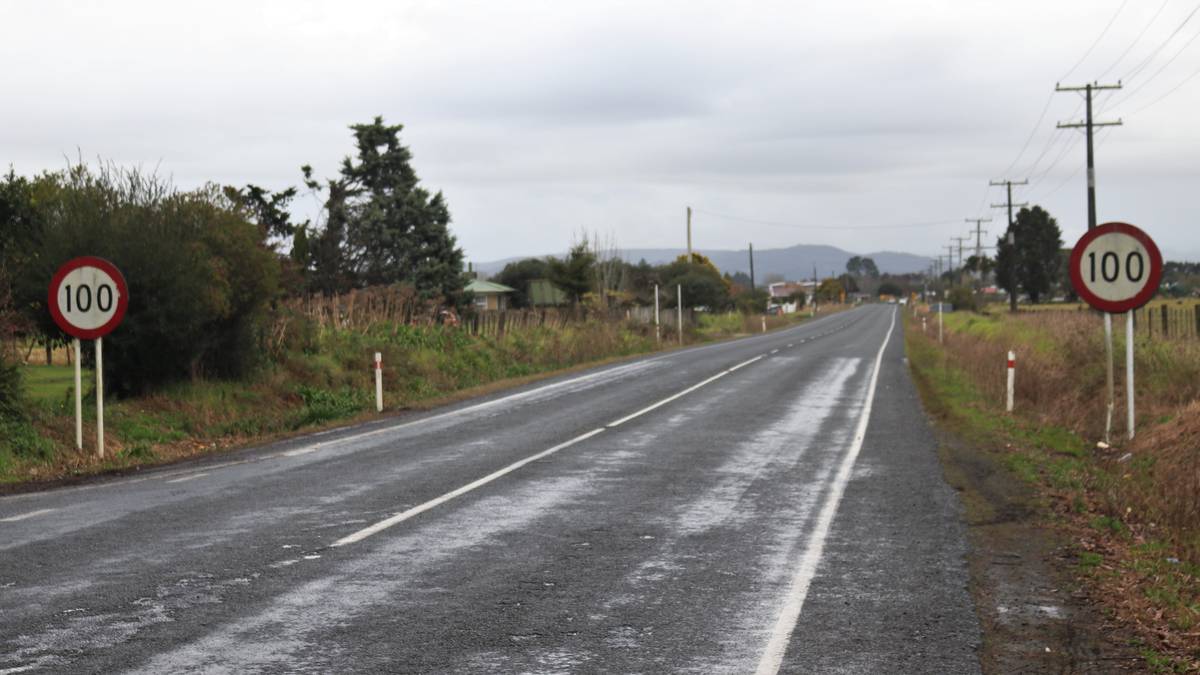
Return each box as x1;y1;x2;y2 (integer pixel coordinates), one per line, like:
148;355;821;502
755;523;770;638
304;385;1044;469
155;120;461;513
55;265;122;331
1076;232;1152;303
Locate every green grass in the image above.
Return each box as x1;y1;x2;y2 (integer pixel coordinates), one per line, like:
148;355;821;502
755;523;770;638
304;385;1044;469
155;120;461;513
22;364;91;404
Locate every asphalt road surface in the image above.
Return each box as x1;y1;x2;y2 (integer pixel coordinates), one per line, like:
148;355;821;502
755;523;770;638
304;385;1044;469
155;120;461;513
1;305;981;673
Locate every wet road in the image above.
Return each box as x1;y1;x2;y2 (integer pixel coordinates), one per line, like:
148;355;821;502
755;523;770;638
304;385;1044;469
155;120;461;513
0;305;981;673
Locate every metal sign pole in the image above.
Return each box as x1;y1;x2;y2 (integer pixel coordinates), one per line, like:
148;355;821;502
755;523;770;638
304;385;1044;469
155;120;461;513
96;337;104;458
73;338;82;450
1126;312;1135;440
1104;313;1114;444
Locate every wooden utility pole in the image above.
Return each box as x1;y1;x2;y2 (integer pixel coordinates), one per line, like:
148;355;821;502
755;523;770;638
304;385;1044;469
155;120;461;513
748;242;755;292
686;206;693;264
1057;81;1122;443
964;218;992;266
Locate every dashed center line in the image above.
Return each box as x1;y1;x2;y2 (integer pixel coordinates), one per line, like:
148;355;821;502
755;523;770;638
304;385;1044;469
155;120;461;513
0;508;56;523
165;473;209;484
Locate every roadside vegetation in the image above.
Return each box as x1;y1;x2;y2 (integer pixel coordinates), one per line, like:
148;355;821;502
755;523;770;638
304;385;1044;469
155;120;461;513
907;306;1200;670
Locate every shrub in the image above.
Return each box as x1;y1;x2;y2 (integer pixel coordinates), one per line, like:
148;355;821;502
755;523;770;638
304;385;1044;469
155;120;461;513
947;285;978;312
13;164;280;394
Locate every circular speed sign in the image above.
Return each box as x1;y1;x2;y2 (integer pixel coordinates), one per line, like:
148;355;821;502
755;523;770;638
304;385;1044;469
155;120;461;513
47;257;128;339
1069;222;1162;313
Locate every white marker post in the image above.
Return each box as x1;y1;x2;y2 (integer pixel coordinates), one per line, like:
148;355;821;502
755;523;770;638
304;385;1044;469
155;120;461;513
374;352;383;412
938;301;944;344
676;284;683;346
1126;313;1135;439
48;257;128;459
1006;351;1015;413
73;338;82;450
761;316;766;333
654;284;660;344
922;316;927;334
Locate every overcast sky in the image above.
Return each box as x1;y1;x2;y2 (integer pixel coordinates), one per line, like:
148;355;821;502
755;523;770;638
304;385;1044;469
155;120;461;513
3;0;1199;264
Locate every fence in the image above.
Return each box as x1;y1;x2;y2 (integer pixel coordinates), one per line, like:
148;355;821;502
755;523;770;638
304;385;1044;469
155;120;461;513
288;286;696;340
1131;304;1200;340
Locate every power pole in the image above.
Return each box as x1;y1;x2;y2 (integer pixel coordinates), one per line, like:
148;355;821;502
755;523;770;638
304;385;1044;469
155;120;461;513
989;179;1028;233
1056;81;1122;444
964;218;992;264
748;243;755;292
686;206;694;264
1055;82;1122;230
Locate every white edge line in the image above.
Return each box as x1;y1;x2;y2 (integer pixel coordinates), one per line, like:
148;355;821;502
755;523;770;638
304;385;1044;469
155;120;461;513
0;508;57;523
754;307;897;675
332;427;607;547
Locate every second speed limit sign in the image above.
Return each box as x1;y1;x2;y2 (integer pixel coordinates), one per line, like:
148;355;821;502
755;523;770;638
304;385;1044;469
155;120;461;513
1069;222;1162;313
47;256;128;339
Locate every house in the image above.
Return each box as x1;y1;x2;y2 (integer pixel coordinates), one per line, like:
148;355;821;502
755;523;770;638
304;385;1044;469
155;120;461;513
466;279;516;311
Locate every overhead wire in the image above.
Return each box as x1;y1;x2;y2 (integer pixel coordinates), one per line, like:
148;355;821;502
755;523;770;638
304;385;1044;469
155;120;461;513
1059;0;1132;82
1118;2;1200;83
690;209;961;231
1097;0;1172;79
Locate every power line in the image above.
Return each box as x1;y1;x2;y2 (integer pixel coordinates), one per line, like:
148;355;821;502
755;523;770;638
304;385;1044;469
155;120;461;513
1119;2;1200;83
1111;20;1200;108
1060;0;1132;82
1126;59;1200;113
1097;0;1173;79
689;209;961;231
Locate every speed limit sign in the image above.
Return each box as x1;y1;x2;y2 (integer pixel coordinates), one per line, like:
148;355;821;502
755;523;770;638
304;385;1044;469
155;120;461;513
48;256;128;339
1069;222;1162;313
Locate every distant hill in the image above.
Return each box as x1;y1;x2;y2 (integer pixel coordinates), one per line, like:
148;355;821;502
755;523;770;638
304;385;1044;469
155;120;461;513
474;244;933;281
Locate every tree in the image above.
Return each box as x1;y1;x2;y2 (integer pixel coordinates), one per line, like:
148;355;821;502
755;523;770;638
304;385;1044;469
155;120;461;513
493;258;550;308
815;278;843;302
1006;206;1063;305
994;232;1018;311
838;273;859;294
547;241;596;305
846;256;879;278
877;281;904;298
660;253;732;310
303;117;467;301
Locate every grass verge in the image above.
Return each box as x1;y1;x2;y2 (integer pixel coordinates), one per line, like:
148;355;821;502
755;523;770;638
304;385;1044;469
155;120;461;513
907;309;1200;671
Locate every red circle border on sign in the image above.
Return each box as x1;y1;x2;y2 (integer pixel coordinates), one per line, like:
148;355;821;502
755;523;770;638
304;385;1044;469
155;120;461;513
47;256;129;340
1069;222;1162;314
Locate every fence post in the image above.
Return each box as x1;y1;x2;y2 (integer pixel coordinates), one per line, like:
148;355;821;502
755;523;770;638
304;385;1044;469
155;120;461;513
1195;305;1200;339
1006;351;1015;413
1162;304;1169;337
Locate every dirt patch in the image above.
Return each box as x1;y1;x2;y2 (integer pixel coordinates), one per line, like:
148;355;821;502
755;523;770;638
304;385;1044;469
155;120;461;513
933;424;1143;673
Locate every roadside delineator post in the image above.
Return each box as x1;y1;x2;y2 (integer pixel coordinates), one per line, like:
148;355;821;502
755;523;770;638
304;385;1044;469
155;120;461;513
761;316;766;333
1006;350;1015;413
938;301;944;344
922;316;927;334
374;352;383;412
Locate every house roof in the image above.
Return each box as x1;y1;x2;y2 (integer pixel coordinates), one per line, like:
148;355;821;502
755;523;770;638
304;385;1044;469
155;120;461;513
466;279;516;294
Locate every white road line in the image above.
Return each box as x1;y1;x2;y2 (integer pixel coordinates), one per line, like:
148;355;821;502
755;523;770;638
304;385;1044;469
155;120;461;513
165;473;208;484
0;508;57;523
755;307;897;675
332;427;608;547
770;349;779;354
607;354;761;428
335;351;772;547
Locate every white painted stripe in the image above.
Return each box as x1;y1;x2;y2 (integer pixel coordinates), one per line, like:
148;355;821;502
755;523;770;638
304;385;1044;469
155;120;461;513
606;353;764;428
755;308;897;675
332;427;607;547
728;355;764;372
0;508;56;523
165;472;208;484
770;349;779;354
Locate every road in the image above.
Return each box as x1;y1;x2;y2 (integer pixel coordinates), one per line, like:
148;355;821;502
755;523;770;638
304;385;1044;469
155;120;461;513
0;305;981;673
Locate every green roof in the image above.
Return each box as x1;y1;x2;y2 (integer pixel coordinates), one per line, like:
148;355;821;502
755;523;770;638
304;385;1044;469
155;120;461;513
466;279;516;294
